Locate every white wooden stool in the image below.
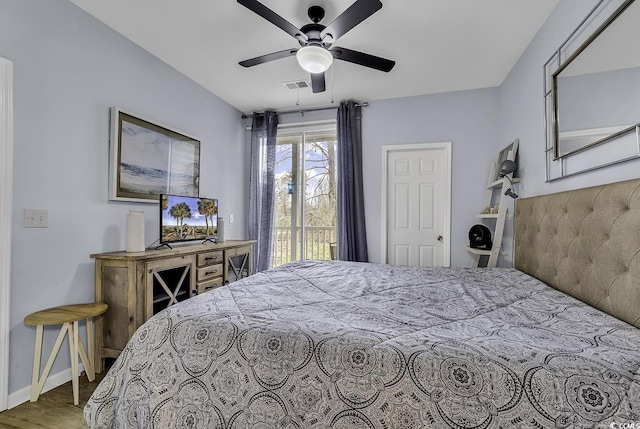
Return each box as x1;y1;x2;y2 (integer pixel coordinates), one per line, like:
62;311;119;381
24;302;108;405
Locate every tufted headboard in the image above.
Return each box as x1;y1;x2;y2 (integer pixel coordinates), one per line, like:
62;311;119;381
515;178;640;328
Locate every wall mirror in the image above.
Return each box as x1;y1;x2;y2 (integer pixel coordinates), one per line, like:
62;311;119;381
544;0;640;181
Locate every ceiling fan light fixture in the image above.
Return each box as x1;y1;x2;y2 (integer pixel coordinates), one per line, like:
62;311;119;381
296;45;333;73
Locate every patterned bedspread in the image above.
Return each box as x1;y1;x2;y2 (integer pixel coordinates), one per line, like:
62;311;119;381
84;260;640;428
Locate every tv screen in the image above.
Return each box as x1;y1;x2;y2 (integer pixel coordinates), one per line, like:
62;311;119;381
160;194;218;244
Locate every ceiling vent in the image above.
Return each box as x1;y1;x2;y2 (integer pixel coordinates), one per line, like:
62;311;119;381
282;80;310;90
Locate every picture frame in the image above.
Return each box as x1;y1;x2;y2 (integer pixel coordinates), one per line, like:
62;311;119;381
493;139;519;181
109;107;201;203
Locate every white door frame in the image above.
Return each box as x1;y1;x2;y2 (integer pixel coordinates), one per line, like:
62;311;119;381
0;56;13;412
381;142;452;266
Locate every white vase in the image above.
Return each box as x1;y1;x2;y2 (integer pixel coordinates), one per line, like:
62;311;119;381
217;217;225;242
126;210;145;252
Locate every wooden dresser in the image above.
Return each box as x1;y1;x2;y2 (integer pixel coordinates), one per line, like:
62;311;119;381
91;240;255;371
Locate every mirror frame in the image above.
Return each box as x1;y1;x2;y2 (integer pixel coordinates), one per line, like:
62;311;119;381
544;0;640;181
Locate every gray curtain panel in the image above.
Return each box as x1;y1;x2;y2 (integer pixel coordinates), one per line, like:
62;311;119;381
249;111;278;272
337;101;368;262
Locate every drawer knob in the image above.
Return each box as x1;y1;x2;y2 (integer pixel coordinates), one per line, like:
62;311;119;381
206;270;217;275
205;256;218;261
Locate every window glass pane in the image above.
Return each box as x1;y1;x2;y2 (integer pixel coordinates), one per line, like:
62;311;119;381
303;134;337;261
273;135;300;266
273;129;337;266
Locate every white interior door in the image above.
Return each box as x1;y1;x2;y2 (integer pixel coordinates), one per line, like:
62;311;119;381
382;143;451;267
0;56;13;411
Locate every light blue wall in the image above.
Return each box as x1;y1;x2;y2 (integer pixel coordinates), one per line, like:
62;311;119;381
1;0;245;397
498;0;640;197
363;0;640;268
363;89;500;266
498;0;640;265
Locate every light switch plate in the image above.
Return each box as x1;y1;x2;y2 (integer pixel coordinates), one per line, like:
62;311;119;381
24;209;48;228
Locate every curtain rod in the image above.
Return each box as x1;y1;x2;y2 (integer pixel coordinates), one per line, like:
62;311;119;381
241;102;368;120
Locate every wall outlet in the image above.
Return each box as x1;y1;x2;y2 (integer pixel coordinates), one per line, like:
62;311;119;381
24;208;48;228
229;213;234;224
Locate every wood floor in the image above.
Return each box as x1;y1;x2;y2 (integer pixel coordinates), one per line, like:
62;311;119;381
0;371;105;429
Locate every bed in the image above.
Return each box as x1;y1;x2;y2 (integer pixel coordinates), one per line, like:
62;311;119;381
85;178;640;428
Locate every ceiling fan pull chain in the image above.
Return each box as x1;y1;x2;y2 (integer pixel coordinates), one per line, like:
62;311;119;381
296;87;300;106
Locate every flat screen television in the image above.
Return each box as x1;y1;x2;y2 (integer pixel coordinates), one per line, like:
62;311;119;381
159;194;218;245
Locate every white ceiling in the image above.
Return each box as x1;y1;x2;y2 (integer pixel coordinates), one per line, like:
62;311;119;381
69;0;560;114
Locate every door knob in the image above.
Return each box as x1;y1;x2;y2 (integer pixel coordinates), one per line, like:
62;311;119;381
437;235;443;242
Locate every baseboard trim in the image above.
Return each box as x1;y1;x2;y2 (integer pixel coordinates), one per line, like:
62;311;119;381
7;363;85;409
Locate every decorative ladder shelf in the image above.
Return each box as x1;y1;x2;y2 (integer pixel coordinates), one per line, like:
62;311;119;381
466;141;519;268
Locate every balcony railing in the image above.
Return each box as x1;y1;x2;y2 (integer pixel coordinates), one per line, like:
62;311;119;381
273;226;336;267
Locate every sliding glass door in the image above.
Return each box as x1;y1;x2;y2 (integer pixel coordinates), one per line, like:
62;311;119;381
273;127;337;266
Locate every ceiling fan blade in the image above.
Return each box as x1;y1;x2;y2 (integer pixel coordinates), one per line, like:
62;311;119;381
311;72;326;93
237;0;307;42
239;49;298;67
331;47;395;72
320;0;382;42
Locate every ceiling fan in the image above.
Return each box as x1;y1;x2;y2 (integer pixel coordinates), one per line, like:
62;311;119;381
237;0;396;93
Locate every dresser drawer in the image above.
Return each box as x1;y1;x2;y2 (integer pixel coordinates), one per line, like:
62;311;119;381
225;246;252;258
197;277;224;294
197;263;223;282
197;251;223;267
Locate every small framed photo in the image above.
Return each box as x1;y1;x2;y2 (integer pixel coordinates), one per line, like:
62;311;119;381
493;139;519;181
109;107;201;203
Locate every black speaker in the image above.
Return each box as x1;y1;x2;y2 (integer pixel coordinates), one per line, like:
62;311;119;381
468;224;492;250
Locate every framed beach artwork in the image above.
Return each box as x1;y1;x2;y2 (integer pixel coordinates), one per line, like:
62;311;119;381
109;107;201;203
